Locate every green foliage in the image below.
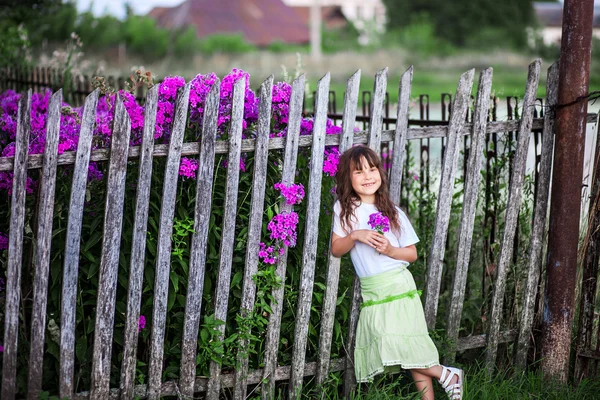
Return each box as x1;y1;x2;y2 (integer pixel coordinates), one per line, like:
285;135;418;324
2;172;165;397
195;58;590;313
122;16;170;60
382;0;536;48
384;13;455;57
198;33;256;56
0;22;31;68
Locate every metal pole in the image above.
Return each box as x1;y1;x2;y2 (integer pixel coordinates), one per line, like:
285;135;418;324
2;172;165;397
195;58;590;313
541;0;594;383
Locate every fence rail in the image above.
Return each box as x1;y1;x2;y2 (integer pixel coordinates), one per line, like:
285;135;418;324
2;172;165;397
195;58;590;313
1;60;598;399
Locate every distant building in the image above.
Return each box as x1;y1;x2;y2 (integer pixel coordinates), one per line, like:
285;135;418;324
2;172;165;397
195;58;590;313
284;0;386;45
147;0;310;46
533;2;600;46
291;5;349;30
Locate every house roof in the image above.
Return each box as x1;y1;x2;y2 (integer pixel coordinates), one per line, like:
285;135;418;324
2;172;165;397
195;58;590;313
534;2;600;27
292;5;348;30
148;0;310;46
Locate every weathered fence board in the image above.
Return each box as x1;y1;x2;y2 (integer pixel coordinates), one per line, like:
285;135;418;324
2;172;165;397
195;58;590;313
316;69;361;387
574;110;600;379
423;69;475;329
27;90;62;400
345;68;390;397
90;97;132;399
206;77;246;399
445;68;493;362
234;76;274;399
486;59;541;370
289;72;331;399
261;75;305;400
1;90;31;400
147;82;192;400
389;66;413;205
60;90;100;399
179;81;220;398
120;86;159;400
515;61;559;369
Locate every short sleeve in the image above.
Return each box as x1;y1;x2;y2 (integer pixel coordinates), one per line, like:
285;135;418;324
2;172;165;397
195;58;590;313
332;201;347;237
397;208;419;247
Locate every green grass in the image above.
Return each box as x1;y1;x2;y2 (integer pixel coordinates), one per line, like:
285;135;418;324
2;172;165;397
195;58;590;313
309;65;549;111
298;365;600;400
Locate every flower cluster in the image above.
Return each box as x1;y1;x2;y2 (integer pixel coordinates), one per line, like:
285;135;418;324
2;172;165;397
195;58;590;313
179;157;199;179
274;182;305;205
323;147;340;177
0;68;346;194
138;315;146;332
258;211;299;264
368;212;390;234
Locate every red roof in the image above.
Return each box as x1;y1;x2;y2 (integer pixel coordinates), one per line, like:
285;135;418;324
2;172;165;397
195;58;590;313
148;0;310;46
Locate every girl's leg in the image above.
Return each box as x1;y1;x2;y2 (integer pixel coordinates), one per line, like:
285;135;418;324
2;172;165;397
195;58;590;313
412;365;462;398
410;370;434;400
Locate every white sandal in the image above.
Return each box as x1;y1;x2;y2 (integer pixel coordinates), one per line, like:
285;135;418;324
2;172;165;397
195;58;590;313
439;365;464;399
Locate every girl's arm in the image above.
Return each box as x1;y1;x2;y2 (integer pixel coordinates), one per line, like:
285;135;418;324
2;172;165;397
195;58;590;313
331;232;356;257
382;244;417;262
332;229;388;257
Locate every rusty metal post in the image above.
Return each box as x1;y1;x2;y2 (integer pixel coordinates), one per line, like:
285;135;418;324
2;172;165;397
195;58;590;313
541;0;595;382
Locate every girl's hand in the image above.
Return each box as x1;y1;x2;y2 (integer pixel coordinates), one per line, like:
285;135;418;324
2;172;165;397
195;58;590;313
350;230;391;253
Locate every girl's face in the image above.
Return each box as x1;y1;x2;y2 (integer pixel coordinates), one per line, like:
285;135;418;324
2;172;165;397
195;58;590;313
351;156;381;203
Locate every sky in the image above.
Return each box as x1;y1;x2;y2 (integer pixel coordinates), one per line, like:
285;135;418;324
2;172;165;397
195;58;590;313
76;0;185;20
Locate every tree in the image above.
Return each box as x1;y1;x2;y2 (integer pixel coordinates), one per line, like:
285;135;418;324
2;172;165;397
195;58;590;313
382;0;536;48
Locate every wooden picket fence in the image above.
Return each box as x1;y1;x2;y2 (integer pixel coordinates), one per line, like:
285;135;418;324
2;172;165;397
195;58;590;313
1;58;590;399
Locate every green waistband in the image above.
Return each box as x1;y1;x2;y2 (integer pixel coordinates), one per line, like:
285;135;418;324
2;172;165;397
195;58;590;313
360;289;422;309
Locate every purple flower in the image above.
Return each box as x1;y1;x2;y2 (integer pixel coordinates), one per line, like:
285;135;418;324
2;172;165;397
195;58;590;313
179;157;199;179
0;345;3;353
274;182;305;205
368;212;390;234
323;147;340;177
0;232;8;250
138;315;146;332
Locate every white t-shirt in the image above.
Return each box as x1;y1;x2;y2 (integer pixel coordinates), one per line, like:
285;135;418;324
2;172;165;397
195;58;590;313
332;200;420;278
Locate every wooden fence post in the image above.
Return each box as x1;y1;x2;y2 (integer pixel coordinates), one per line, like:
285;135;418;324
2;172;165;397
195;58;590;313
1;90;31;400
59;90;99;399
486;59;541;371
206;77;246;399
445;68;493;362
26;90;62;399
515;61;559;370
90;96;132;399
233;76;274;400
178;81;220;398
147;83;192;400
120;86;159;400
261;75;305;400
423;69;475;329
316;69;361;388
289;72;330;399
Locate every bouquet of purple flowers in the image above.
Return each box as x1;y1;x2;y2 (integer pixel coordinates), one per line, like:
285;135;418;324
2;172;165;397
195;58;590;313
368;212;390;235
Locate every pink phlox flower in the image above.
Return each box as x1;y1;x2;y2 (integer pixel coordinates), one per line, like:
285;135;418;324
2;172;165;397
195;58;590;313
179;157;199;179
138;315;146;332
323;147;340;177
368;212;390;234
274;182;305;205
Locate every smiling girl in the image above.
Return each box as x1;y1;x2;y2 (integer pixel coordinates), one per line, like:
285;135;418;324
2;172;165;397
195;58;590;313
331;145;463;400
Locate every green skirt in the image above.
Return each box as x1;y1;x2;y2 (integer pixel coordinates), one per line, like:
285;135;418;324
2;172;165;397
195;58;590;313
354;266;440;383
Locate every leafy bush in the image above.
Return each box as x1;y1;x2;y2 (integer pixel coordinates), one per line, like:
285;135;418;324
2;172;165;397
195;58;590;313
198;33;256;55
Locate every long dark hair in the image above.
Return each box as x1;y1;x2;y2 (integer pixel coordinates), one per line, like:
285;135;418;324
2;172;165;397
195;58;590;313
335;145;400;235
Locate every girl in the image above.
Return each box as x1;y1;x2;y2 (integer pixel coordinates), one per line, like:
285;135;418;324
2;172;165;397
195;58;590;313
331;145;463;400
